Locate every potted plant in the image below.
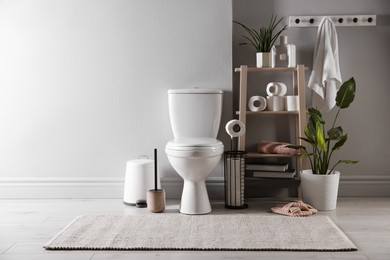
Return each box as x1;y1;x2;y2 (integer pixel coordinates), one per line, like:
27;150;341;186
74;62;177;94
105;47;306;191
288;77;358;210
234;14;287;68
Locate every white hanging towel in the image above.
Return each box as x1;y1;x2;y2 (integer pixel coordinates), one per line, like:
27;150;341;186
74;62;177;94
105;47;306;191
308;17;342;111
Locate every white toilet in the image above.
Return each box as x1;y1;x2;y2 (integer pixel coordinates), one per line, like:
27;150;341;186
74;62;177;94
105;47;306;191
165;88;224;215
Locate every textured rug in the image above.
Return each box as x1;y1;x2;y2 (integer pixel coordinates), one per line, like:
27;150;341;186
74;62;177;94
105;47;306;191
44;214;357;251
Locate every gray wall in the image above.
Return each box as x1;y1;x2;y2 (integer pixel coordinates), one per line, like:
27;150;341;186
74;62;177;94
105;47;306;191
0;0;232;198
233;0;390;195
1;0;388;198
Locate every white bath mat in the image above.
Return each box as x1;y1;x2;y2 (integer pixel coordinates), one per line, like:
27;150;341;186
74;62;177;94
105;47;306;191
44;214;357;251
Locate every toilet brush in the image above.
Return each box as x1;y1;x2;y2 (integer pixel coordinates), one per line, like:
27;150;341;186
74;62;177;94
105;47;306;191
154;148;158;191
147;148;166;213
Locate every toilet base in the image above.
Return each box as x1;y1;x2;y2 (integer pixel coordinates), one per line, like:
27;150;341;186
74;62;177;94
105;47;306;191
180;180;211;215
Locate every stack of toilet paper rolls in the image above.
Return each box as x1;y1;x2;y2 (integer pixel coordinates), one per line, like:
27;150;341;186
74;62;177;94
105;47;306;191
266;82;287;111
247;82;299;112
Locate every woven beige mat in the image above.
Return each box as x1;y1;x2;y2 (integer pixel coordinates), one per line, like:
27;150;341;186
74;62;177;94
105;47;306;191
44;214;357;251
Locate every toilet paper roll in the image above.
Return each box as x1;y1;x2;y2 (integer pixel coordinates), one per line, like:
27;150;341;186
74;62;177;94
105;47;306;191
267;96;285;111
266;82;279;96
277;82;287;96
286;95;299;111
248;96;267;112
266;82;287;96
225;120;246;138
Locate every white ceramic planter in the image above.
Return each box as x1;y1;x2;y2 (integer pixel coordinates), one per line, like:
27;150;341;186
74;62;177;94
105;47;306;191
300;170;340;211
256;52;272;68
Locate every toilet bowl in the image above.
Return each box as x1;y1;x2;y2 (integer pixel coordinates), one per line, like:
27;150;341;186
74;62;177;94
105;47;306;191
165;88;224;215
166;138;224;214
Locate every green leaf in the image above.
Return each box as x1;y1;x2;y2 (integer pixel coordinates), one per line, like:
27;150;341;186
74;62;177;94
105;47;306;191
328;127;343;140
308;107;325;124
234;21;261;51
299;137;314;144
336;77;356;109
286;145;306;150
332;134;347;151
340;160;359;164
316;120;327;151
304;124;315;142
308;107;321;116
242;36;258;51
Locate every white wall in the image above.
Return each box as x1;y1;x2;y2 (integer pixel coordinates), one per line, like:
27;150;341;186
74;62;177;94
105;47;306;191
0;0;232;198
233;0;390;196
3;0;387;199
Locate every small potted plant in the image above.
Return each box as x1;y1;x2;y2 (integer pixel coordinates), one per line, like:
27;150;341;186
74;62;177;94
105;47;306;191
234;14;287;68
288;77;358;210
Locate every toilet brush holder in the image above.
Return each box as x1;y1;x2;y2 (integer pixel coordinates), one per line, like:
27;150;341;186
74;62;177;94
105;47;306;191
147;189;166;213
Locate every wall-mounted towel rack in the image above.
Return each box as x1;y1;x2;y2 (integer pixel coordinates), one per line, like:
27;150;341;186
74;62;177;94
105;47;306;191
289;15;376;27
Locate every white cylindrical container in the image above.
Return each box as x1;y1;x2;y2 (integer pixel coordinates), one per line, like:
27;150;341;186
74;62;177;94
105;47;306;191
123;158;160;205
286;95;299;111
267;96;285;111
300;170;340;211
256;52;272;68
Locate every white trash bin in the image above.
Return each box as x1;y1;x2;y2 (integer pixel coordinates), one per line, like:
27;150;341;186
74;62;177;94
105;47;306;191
123;157;160;205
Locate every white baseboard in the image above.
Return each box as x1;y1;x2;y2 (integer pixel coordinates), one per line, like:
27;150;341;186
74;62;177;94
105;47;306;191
0;177;224;199
0;175;389;199
339;174;390;196
0;177;125;199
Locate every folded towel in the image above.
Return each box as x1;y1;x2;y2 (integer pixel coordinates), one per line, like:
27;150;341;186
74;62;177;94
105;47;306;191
308;17;342;111
271;200;318;217
257;141;300;155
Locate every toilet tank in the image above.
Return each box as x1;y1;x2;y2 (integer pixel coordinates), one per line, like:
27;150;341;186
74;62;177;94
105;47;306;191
168;89;223;139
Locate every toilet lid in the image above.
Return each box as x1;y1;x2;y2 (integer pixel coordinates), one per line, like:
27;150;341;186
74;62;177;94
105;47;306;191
168;89;223;94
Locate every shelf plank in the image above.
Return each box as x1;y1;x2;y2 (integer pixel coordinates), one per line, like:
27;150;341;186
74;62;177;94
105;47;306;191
236;110;299;115
244;152;297;158
234;66;309;73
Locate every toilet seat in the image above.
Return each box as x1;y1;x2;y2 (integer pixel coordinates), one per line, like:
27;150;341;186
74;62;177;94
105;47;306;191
166;138;224;158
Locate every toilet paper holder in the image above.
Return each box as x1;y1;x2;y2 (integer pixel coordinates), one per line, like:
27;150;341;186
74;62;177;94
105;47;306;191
224;151;248;209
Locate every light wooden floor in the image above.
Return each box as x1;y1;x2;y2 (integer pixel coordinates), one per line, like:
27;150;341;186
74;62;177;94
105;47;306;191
1;197;389;260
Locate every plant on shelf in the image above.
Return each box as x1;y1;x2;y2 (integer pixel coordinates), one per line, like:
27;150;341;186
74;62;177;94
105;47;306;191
288;77;359;175
234;14;287;67
234;14;287;52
